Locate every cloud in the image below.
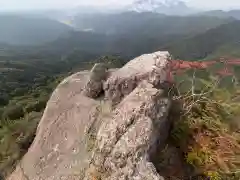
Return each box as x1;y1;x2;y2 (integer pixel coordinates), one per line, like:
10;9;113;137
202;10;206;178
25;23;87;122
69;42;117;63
0;0;131;11
188;0;240;10
1;0;240;11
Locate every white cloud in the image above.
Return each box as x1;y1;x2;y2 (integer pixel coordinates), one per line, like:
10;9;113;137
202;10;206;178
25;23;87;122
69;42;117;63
188;0;240;10
0;0;131;11
1;0;240;11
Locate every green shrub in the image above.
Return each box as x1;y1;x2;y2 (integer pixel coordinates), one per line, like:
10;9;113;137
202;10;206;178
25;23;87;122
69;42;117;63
25;99;47;113
2;105;24;120
0;112;41;177
186;149;212;167
205;171;221;180
0;95;9;106
0;108;3;119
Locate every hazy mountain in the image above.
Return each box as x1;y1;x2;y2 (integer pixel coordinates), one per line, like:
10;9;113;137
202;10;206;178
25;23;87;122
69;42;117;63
43;31;108;55
197;10;240;20
164;20;240;60
128;0;197;15
36;12;234;59
0;10;237;59
0;14;72;45
228;10;240;20
74;12;232;36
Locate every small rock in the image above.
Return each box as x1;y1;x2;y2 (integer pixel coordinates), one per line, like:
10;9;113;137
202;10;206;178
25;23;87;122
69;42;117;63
83;63;108;98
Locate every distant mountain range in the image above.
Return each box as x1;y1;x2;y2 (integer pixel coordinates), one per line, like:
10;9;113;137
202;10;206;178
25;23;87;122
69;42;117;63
163;20;240;60
0;15;71;45
1;4;240;61
38;12;234;59
197;10;240;20
129;0;196;15
73;12;232;35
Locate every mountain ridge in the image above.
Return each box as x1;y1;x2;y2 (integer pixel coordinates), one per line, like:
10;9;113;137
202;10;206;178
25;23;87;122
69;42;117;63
0;14;72;45
196;9;240;20
164;20;240;60
129;0;196;15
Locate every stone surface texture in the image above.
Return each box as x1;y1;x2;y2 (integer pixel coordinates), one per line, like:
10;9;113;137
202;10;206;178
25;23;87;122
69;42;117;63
86;81;170;180
8;51;173;180
104;51;170;104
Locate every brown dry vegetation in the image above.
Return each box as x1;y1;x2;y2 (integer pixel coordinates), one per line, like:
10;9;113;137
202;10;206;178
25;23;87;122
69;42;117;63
168;68;240;180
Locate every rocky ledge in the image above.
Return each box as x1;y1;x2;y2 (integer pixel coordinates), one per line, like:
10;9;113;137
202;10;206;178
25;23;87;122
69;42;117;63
8;51;174;180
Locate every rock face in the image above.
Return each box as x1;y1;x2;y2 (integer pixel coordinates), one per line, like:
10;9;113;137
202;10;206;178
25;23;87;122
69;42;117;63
83;63;108;98
104;51;170;104
8;71;101;180
86;81;170;180
8;51;173;180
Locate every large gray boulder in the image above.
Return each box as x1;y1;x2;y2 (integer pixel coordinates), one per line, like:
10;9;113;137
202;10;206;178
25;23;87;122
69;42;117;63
8;51;173;180
104;51;170;104
85;81;171;180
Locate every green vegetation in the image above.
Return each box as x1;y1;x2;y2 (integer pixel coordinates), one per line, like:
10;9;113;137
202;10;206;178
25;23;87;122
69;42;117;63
0;112;41;176
205;42;240;60
165;21;240;60
0;58;63;177
170;68;240;179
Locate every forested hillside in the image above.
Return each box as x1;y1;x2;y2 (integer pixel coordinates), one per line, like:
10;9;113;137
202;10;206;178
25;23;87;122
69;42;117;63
164;20;240;60
0;15;71;45
74;12;233;36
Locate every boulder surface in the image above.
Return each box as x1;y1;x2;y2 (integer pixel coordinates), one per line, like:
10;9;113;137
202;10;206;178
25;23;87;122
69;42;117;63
8;51;173;180
8;71;101;180
86;81;170;180
104;51;170;104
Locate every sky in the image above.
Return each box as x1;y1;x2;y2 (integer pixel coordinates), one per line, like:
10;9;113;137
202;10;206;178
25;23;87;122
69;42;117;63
0;0;240;11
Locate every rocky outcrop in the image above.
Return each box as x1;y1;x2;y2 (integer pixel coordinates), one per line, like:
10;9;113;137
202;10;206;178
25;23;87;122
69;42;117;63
8;51;173;180
8;71;101;180
83;63;108;98
86;81;170;180
104;51;170;104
